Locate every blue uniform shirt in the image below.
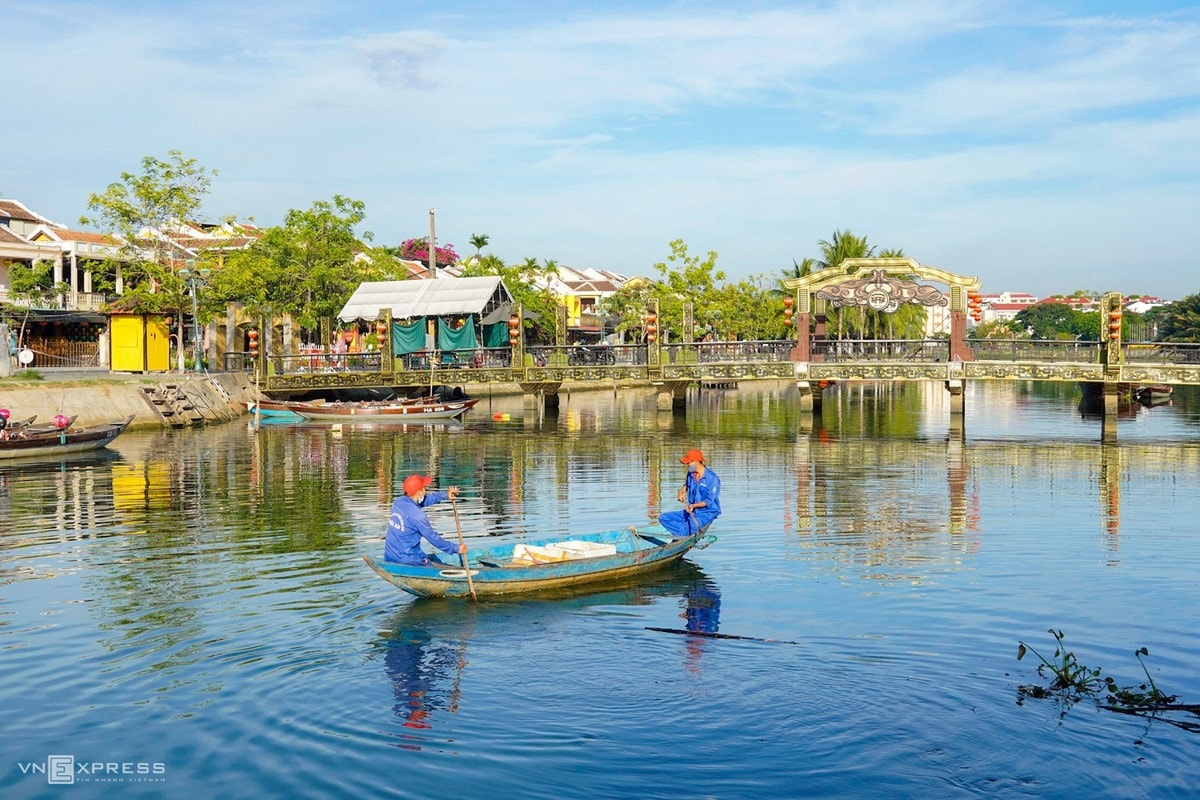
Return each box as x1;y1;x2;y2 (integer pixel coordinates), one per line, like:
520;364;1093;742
659;467;722;536
384;491;459;565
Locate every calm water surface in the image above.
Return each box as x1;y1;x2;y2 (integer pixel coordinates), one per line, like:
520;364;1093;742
3;380;1200;799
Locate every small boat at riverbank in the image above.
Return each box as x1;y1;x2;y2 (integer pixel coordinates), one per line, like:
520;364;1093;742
363;524;716;599
0;415;134;460
249;396;479;422
1134;384;1173;405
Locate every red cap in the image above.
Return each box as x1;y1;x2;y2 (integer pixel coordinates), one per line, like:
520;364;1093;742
679;448;705;464
403;474;433;497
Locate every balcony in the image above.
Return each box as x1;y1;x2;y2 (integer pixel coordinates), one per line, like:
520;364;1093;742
0;289;108;312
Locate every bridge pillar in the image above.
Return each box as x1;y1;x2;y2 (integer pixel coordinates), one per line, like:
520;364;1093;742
796;381;824;413
519;382;561;415
946;379;965;416
652;380;689;411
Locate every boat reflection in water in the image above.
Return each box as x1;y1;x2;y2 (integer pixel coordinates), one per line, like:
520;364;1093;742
374;561;719;750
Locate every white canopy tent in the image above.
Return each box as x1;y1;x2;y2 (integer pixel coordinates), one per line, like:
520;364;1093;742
336;277;513;322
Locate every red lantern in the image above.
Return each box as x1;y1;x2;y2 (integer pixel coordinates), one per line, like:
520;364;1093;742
248;328;259;357
375;320;387;345
54;413;70;429
0;408;9;421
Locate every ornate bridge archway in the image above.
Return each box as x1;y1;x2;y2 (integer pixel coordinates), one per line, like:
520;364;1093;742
781;257;981;362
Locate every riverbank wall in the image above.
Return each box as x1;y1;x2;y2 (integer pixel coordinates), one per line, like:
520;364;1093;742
0;372;259;430
0;371;596;429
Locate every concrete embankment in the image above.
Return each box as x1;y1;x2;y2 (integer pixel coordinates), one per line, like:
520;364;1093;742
0;372;257;429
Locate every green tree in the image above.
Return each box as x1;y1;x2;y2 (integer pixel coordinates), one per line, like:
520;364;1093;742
1013;302;1083;340
715;276;785;340
600;279;658;341
210;195;376;330
648;240;725;340
469;233;490;259
1152;293;1200;342
817;230;875;339
81;151;216;319
817;230;875;271
460;254;559;343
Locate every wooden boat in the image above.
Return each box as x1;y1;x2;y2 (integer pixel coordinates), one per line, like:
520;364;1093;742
1134;384;1173;405
363;524;716;599
251;396;480;421
245;401;307;421
2;415;37;432
0;415;134;460
24;415;78;435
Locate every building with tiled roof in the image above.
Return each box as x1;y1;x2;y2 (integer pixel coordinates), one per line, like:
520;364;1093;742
530;265;633;338
0;199;62;236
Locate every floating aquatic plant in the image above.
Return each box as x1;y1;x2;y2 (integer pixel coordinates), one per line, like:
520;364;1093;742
1017;629;1200;733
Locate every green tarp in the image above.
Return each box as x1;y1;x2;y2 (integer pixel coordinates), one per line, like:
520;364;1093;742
437;318;478;351
483;322;509;348
391;320;426;355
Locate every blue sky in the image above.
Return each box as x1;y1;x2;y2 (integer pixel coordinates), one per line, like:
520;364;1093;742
3;1;1198;298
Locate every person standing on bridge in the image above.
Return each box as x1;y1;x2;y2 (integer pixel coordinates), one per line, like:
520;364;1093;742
659;448;721;537
384;474;467;566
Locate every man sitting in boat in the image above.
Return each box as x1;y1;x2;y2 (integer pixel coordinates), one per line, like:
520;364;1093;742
384;474;467;566
658;448;721;537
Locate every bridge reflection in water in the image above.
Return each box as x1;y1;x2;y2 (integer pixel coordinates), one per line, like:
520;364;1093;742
248;336;1200;439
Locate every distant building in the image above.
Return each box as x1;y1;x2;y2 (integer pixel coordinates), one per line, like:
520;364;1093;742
1040;295;1097;312
979;291;1039;324
1123;296;1168;314
532;265;632;339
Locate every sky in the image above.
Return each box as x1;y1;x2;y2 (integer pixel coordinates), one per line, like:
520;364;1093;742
2;0;1198;299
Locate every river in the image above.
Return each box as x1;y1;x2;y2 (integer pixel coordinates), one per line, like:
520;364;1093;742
3;380;1199;798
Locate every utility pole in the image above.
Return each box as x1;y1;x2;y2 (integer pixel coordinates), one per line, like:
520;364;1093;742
429;209;437;277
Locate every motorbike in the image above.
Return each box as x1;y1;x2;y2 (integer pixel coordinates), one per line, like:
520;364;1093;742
568;344;616;365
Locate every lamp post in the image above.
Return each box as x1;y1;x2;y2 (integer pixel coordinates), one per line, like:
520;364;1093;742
179;265;211;372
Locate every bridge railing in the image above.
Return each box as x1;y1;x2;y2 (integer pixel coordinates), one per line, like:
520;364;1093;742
811;338;949;362
1124;342;1200;364
969;338;1102;362
665;340;794;363
399;348;514;370
529;344;647;366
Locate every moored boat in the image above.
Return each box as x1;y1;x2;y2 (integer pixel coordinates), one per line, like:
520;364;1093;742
250;396;479;421
0;415;134;460
1134;384;1173;405
363;523;716;599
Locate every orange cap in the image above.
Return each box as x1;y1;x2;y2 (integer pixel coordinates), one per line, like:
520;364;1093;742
403;474;433;497
679;448;705;464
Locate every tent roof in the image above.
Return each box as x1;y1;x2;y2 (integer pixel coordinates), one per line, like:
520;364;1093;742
337;277;513;322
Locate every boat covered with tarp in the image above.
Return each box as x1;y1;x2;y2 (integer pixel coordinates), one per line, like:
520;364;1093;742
363;524;716;599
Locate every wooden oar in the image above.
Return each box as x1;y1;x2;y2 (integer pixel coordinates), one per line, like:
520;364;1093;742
450;496;477;601
645;627;801;645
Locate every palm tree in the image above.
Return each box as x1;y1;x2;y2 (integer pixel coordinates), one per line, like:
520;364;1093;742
817;230;875;271
817;231;875;339
873;247;926;340
776;258;817;295
469;233;489;260
1153;293;1200;342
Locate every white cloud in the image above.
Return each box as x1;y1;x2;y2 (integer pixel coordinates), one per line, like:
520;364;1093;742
2;0;1198;298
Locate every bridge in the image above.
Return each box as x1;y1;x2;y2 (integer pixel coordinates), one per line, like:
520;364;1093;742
241;258;1200;436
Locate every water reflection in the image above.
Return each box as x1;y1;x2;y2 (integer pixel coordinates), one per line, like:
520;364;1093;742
375;561;717;749
5;387;1196;588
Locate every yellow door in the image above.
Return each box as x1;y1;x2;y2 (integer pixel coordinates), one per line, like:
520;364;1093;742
145;316;170;371
109;315;146;372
